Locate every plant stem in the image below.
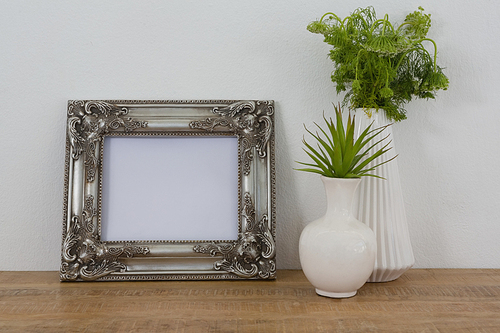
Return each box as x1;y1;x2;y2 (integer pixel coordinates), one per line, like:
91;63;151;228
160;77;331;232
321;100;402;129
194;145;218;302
420;38;438;71
393;46;432;73
320;12;342;24
393;39;437;72
355;49;364;80
386;59;391;87
382;14;388;36
396;21;414;32
370;15;395;35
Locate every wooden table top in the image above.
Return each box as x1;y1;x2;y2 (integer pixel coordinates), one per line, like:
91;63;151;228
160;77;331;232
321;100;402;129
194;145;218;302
1;269;499;332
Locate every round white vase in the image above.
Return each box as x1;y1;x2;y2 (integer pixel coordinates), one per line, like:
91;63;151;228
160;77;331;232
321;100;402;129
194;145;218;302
299;176;376;298
353;109;415;282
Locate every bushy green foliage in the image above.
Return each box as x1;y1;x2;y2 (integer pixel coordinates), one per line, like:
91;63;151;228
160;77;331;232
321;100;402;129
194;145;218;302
308;7;449;121
296;104;395;178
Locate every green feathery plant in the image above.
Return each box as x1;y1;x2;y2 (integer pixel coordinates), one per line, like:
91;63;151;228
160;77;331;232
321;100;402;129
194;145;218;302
308;6;449;121
296;104;396;178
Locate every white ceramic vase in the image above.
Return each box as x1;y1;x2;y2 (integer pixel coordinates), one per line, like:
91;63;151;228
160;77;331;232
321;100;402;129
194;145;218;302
299;176;376;298
353;109;415;282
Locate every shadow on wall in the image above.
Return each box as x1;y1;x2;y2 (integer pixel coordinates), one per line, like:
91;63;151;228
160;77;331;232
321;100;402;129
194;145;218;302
273;101;303;269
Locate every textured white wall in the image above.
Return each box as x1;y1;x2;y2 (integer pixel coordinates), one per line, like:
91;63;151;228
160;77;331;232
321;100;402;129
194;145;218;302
1;0;499;270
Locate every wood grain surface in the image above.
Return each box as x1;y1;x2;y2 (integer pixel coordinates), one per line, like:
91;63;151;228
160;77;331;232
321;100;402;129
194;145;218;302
0;269;499;332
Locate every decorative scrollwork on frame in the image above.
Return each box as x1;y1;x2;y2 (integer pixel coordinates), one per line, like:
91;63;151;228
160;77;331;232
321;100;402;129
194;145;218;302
193;192;276;279
67;100;148;182
60;195;150;281
61;99;275;281
189;100;274;175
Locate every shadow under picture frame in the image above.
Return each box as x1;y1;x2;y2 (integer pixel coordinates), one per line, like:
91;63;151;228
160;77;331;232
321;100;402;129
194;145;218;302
61;100;276;281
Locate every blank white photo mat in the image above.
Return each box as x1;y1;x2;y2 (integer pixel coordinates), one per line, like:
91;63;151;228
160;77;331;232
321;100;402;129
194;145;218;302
101;136;239;242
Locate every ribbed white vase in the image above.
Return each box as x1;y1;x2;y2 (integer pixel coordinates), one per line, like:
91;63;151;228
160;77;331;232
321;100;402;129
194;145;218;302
353;109;415;282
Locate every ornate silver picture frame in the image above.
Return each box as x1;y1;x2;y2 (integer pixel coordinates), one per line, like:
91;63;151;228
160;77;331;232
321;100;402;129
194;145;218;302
61;100;276;281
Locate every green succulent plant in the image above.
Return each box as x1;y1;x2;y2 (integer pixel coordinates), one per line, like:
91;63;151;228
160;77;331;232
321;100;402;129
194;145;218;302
296;104;396;178
308;6;449;121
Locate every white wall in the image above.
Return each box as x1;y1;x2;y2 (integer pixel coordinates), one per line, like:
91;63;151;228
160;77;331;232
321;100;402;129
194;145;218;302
1;0;499;270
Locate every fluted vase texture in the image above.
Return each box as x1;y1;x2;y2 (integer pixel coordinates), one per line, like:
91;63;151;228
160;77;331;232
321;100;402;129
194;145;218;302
353;109;415;282
299;177;376;298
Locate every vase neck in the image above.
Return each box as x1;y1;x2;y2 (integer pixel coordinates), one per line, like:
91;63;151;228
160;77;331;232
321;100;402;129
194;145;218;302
321;177;361;218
